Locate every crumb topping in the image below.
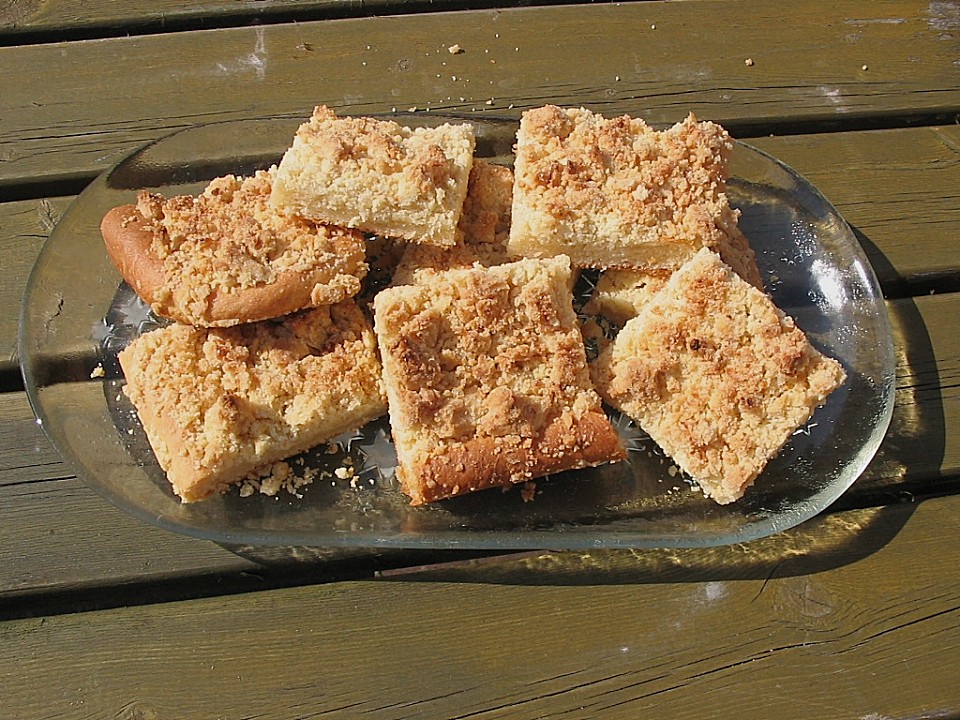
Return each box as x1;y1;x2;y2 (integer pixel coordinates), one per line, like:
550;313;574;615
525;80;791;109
509;105;745;270
455;160;514;247
119;301;387;501
135;169;367;324
271;105;475;246
393;159;514;284
107;105;845;508
374;256;623;502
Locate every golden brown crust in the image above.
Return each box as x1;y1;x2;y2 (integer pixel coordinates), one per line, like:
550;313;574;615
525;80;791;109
591;248;845;504
508;105;756;273
403;411;625;504
271;105;476;247
118;301;387;502
101;204;167;305
101;170;368;327
374;255;625;505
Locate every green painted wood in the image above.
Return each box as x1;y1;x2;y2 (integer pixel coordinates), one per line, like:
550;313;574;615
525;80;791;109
0;390;67;487
1;492;957;719
857;293;960;502
0;0;376;35
0;393;262;598
2;287;958;597
0;3;956;714
0;392;498;599
2;0;958;188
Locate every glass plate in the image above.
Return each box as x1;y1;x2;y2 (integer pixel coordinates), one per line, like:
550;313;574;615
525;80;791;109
19;116;895;550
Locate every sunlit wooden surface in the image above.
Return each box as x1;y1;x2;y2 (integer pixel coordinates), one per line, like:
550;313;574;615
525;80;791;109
2;1;958;717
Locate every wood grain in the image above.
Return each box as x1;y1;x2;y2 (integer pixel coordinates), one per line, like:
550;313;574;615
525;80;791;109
750;125;960;295
2;0;959;188
0;0;467;36
0;197;71;379
1;2;958;716
856;292;960;503
0;392;260;598
1;493;957;720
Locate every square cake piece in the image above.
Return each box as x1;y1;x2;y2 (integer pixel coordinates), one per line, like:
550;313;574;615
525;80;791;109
119;301;387;502
271;105;475;247
373;255;625;505
392;159;514;285
508;105;752;272
591;248;846;504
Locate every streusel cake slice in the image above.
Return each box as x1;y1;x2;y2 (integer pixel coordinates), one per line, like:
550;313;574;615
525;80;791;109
373;255;625;505
101;169;367;328
591;249;846;504
508;105;755;273
119;301;387;502
271;105;475;247
392;159;514;285
587;220;764;326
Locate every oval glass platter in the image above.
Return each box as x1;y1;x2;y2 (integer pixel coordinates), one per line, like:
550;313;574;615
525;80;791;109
19;115;895;550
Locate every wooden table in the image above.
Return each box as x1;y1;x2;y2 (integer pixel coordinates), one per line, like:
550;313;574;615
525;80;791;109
3;1;959;717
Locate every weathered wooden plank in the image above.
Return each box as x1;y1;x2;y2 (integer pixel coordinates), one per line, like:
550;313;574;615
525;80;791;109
0;0;372;35
1;493;957;720
0;394;491;600
0;391;262;597
0;0;495;37
3;0;959;188
0;475;260;599
0;0;539;40
856;293;960;504
0;197;71;379
0;390;67;486
750;125;960;295
2;287;958;597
